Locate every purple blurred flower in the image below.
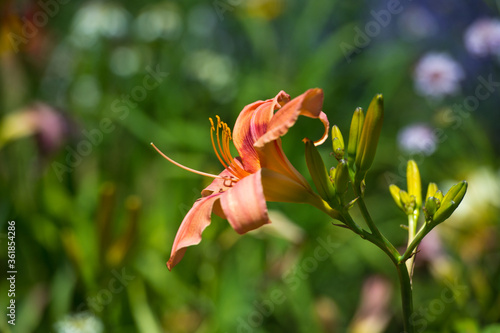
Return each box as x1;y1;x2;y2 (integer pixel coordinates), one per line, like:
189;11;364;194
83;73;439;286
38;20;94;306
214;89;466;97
413;52;465;99
349;275;392;333
398;123;438;155
464;18;500;57
0;103;73;156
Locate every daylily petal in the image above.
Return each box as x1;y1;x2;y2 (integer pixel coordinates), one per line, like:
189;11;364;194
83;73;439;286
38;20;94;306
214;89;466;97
201;167;236;197
261;167;319;204
261;168;342;220
220;171;270;234
233;91;290;173
257;139;312;190
200;158;247;218
162;89;332;271
167;194;221;270
254;88;329;148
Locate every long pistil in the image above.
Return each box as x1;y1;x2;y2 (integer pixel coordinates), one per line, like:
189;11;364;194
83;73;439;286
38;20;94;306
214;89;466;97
151;142;225;180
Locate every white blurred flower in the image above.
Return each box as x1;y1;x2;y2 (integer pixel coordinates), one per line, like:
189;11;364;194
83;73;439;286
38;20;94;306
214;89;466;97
183;49;237;102
134;4;182;42
398;123;438;155
109;46;142;77
464;18;500;57
449;167;500;224
413;53;465;98
70;2;130;48
54;312;104;333
437;167;500;264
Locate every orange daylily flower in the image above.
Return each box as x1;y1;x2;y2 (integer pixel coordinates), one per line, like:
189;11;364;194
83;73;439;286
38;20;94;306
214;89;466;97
153;89;333;270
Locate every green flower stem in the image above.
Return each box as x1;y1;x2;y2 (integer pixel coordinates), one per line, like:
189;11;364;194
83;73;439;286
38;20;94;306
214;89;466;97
357;194;381;236
397;262;415;333
406;213;418;274
355;195;400;261
321;191;415;332
322;203;364;236
342;211;415;332
337;197;415;333
342;212;399;265
400;223;430;263
353;183;385;237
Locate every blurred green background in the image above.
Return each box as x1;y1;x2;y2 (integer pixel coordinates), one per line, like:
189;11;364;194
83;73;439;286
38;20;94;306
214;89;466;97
1;0;500;332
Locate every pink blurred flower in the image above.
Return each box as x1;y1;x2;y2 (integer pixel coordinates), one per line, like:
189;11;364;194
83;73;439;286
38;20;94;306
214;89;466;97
464;18;500;57
0;103;72;155
349;275;392;333
397;123;438;155
413;53;465;99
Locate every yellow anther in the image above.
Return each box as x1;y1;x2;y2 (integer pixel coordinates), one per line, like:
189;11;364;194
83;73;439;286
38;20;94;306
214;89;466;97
207;116;250;181
210;117;228;169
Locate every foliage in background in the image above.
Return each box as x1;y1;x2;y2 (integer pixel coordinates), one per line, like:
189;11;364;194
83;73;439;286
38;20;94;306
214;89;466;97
1;0;500;332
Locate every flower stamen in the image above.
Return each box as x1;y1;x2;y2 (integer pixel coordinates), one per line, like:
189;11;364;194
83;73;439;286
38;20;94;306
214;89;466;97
216;116;232;166
210;118;229;169
210;116;250;180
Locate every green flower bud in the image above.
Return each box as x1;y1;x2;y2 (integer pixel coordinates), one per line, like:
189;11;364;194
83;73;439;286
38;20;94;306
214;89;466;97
399;190;415;215
434;190;444;202
347;107;364;165
329;167;336;182
304;138;335;202
389;184;404;212
331;125;345;160
424;196;440;221
335;160;350;195
407;160;422;209
432;181;467;225
355;95;384;181
426;182;438;201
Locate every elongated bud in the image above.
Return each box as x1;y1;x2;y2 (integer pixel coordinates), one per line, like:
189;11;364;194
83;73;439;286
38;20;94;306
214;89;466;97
355;95;384;180
304;138;335;201
434;190;444;202
407;160;422;209
432;181;467;225
399;190;415;215
335;160;350;195
426;183;438;201
329;167;336;182
424;196;440;221
347;107;364;165
389;184;404;211
331;125;345;160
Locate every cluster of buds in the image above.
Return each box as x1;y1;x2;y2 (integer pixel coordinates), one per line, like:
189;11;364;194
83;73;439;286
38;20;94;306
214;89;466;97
424;180;467;226
301;93;467;331
304;93;467;247
304;94;385;212
389;160;467;226
389;160;422;217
